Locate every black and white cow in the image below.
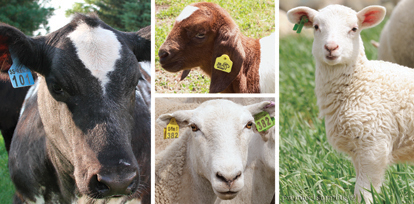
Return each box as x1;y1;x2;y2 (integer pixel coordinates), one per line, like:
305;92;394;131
0;14;151;203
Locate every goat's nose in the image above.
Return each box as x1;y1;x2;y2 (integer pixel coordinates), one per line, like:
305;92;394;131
158;49;169;59
324;43;339;52
216;171;242;188
90;171;138;197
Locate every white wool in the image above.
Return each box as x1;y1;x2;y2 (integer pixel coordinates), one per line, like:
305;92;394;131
378;0;414;68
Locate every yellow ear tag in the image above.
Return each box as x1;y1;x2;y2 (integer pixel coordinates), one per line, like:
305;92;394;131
164;117;179;139
214;54;233;73
254;111;275;132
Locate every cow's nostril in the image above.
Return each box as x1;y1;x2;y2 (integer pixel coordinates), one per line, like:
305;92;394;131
159;50;169;59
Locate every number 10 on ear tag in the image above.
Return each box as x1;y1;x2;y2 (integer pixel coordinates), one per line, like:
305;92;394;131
164;117;179;139
254;111;275;132
8;56;34;88
214;54;232;73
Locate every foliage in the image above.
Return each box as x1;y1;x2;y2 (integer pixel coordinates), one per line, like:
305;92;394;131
279;18;414;203
66;0;150;32
0;133;14;203
0;0;54;35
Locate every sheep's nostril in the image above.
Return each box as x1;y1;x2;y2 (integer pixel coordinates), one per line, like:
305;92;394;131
159;50;169;59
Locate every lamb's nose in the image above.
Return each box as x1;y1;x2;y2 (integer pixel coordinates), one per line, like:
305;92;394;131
325;43;339;52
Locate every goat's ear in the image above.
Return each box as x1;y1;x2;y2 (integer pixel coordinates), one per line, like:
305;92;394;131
209;26;244;93
156;109;194;128
287;6;317;28
357;6;385;29
0;23;50;75
123;25;151;62
246;101;276;141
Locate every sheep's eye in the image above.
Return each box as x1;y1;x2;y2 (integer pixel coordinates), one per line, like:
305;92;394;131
352;27;358;32
52;84;64;95
195;33;205;39
191;124;199;132
314;25;319;30
245;122;253;129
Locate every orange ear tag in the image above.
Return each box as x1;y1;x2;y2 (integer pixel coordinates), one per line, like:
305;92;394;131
214;54;233;73
164;117;179;139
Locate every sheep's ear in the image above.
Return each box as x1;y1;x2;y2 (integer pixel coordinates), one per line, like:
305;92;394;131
156;109;194;128
0;23;49;75
246;101;275;117
209;25;244;93
122;25;151;62
246;101;276;141
357;6;386;29
287;6;318;28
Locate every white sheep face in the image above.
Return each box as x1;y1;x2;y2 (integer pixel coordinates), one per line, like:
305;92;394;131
157;99;273;200
287;5;386;66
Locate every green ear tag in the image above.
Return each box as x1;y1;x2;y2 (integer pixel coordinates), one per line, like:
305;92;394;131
214;54;233;73
293;16;308;34
164;118;179;139
254;111;275;132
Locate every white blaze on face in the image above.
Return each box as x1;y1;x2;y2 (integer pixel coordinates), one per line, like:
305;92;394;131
176;6;199;22
68;22;121;94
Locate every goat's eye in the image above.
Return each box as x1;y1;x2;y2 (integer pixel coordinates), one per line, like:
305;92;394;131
195;33;205;39
191;124;199;132
52;84;64;95
352;27;358;32
314;25;319;30
245;122;253;129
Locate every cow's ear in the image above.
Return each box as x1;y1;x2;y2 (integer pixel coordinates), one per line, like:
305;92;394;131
0;23;50;75
156;109;194;128
123;25;151;62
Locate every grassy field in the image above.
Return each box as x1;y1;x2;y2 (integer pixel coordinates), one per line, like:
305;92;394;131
155;0;275;93
280;18;414;203
0;133;14;203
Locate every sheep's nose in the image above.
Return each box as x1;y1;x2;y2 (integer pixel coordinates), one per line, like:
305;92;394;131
158;49;169;59
216;171;242;188
325;43;339;52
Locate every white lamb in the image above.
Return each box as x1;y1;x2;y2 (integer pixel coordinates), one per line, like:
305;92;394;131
155;99;274;204
377;0;414;68
288;4;414;203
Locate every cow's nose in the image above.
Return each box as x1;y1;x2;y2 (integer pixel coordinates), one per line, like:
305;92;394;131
91;170;138;197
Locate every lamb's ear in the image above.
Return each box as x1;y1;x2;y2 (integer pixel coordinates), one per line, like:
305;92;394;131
123;25;151;62
357;6;386;29
156;109;194;128
0;23;49;75
246;101;275;117
209;25;244;93
287;6;318;28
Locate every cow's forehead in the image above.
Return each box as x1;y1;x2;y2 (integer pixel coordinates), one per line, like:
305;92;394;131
67;22;122;94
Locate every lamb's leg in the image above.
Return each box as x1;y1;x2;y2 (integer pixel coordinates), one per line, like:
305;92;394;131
352;147;388;203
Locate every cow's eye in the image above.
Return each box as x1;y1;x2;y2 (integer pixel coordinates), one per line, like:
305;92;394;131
245;122;253;129
191;124;199;132
52;84;63;95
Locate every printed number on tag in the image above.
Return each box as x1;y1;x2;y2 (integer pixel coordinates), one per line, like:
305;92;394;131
214;54;233;73
254;111;275;132
164;117;179;139
8;56;34;88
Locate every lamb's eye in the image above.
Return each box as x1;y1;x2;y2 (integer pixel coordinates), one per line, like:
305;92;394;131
352;27;358;32
191;124;199;132
314;25;319;30
245;122;253;129
195;33;205;39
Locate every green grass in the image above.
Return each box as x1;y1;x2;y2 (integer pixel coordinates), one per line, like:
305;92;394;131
279;18;414;203
0;133;14;203
155;0;275;93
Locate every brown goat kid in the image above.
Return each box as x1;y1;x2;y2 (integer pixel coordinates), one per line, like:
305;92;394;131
159;2;275;93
